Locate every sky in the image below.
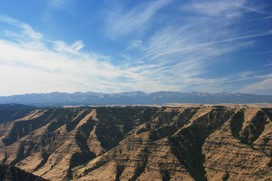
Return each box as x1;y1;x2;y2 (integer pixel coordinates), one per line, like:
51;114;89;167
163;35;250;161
0;0;271;96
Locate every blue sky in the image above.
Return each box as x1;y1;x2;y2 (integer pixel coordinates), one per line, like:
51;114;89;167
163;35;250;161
0;0;271;96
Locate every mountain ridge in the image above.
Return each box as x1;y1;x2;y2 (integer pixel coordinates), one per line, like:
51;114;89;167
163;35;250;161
0;91;272;106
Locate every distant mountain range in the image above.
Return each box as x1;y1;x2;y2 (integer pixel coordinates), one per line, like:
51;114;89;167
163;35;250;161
0;91;271;106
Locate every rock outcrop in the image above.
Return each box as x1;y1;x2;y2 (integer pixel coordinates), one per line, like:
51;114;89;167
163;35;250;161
0;105;271;180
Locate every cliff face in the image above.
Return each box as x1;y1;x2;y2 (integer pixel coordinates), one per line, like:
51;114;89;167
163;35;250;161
0;106;271;180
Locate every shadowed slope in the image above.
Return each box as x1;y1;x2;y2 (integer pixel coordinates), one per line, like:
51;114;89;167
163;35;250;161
0;164;47;181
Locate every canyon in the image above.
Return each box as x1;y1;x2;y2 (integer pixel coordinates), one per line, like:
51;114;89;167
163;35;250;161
0;104;271;180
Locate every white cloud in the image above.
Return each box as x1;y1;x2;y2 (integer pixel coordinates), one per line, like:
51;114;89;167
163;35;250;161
54;40;84;53
0;16;129;95
240;77;272;94
0;15;43;43
0;15;188;96
184;0;246;17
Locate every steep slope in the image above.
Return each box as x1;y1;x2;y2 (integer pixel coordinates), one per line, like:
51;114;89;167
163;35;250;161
0;106;271;180
203;107;272;180
0;164;47;181
0;104;34;124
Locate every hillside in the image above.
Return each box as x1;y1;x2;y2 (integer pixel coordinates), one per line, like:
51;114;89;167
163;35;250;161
0;104;34;124
0;164;47;181
0;105;271;180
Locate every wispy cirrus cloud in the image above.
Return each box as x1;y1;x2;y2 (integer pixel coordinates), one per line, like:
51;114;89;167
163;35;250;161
123;17;247;88
104;0;171;38
183;0;267;18
241;77;272;94
0;15;43;43
120;0;272;94
54;40;85;53
183;0;246;17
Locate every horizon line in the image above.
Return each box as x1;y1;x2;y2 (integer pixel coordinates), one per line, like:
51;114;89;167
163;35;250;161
1;91;272;97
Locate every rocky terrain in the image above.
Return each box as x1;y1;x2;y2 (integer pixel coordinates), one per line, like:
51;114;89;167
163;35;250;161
0;105;271;180
0;164;47;181
0;104;34;124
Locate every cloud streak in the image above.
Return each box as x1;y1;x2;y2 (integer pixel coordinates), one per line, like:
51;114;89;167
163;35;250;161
241;77;272;94
0;15;43;43
105;0;171;38
185;0;246;17
119;0;272;94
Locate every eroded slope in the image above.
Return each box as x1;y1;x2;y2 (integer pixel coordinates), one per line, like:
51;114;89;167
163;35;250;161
0;164;47;181
0;106;271;180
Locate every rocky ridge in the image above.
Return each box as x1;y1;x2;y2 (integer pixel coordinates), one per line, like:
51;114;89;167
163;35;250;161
0;105;271;180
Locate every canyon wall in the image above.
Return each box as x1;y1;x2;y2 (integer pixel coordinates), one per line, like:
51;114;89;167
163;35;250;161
0;105;271;180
